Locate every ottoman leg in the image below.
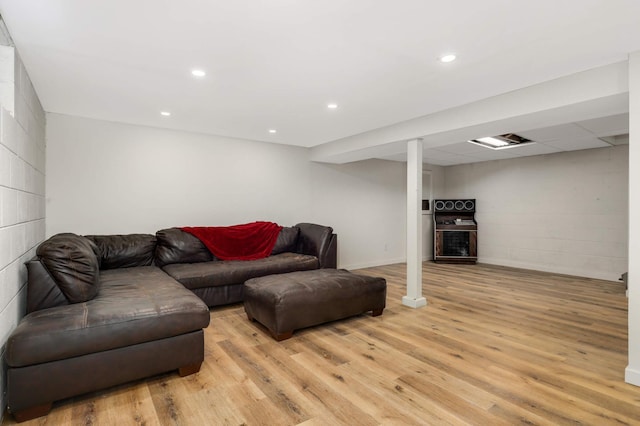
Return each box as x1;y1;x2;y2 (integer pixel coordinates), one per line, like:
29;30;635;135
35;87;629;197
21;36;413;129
273;331;293;341
372;308;384;317
178;362;202;377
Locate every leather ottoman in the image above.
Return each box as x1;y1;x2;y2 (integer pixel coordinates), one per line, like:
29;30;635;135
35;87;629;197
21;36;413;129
243;269;386;340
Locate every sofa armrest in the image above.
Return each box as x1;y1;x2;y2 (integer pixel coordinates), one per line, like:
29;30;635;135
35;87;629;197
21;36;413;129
322;234;337;269
26;259;69;313
294;223;337;269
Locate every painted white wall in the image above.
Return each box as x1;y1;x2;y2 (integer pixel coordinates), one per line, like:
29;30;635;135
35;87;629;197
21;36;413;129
308;157;443;270
0;48;46;416
443;146;629;282
309;158;406;269
626;51;640;386
46;114;313;235
46;114;409;270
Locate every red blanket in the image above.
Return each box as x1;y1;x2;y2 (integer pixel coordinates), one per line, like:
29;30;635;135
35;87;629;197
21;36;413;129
180;221;282;261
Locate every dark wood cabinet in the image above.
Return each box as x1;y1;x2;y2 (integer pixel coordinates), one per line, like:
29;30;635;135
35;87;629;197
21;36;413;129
433;200;477;264
434;229;477;263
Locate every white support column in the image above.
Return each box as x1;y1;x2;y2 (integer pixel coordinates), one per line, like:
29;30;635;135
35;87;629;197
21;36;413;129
626;51;640;386
403;139;427;308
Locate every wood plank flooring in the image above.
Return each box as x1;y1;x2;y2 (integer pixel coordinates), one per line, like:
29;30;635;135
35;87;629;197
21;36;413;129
4;262;639;425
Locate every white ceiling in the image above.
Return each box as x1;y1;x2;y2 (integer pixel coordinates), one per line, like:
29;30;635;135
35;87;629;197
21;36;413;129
1;1;639;164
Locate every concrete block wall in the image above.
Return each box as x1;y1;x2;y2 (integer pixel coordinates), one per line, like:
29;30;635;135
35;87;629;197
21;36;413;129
443;145;628;281
0;47;46;416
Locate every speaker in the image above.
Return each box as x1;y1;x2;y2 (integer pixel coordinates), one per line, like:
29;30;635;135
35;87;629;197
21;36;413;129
433;199;475;213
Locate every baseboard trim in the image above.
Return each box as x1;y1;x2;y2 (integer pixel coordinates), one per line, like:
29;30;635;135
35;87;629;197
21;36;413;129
478;257;622;282
342;257;406;271
402;296;427;309
625;366;640;387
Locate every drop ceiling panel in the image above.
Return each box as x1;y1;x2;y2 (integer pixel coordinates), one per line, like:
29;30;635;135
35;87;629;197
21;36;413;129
422;149;470;162
447;155;489;164
518;124;595;143
431;142;491;155
542;137;610;151
426;156;476;166
576;113;629;136
495;143;562;157
460;149;518;161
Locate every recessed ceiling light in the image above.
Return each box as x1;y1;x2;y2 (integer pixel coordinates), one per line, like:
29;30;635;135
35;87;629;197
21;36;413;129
439;54;457;63
475;136;510;147
268;129;277;134
191;69;206;77
160;111;171;116
327;103;338;109
468;133;533;150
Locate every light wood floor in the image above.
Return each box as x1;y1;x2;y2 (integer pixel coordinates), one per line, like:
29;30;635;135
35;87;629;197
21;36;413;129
4;262;639;425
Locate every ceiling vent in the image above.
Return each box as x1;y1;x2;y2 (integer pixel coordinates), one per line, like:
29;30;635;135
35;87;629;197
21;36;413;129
468;133;533;150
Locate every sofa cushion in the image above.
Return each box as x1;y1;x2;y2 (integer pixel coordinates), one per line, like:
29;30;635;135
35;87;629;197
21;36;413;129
36;233;101;304
155;228;213;267
5;266;210;367
86;234;156;270
271;226;300;255
162;252;319;290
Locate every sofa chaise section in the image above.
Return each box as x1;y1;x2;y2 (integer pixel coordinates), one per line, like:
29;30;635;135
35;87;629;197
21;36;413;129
5;234;210;422
5;222;336;421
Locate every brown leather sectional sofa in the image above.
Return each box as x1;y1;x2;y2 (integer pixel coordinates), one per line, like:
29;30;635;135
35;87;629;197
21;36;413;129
4;223;336;422
156;223;337;306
